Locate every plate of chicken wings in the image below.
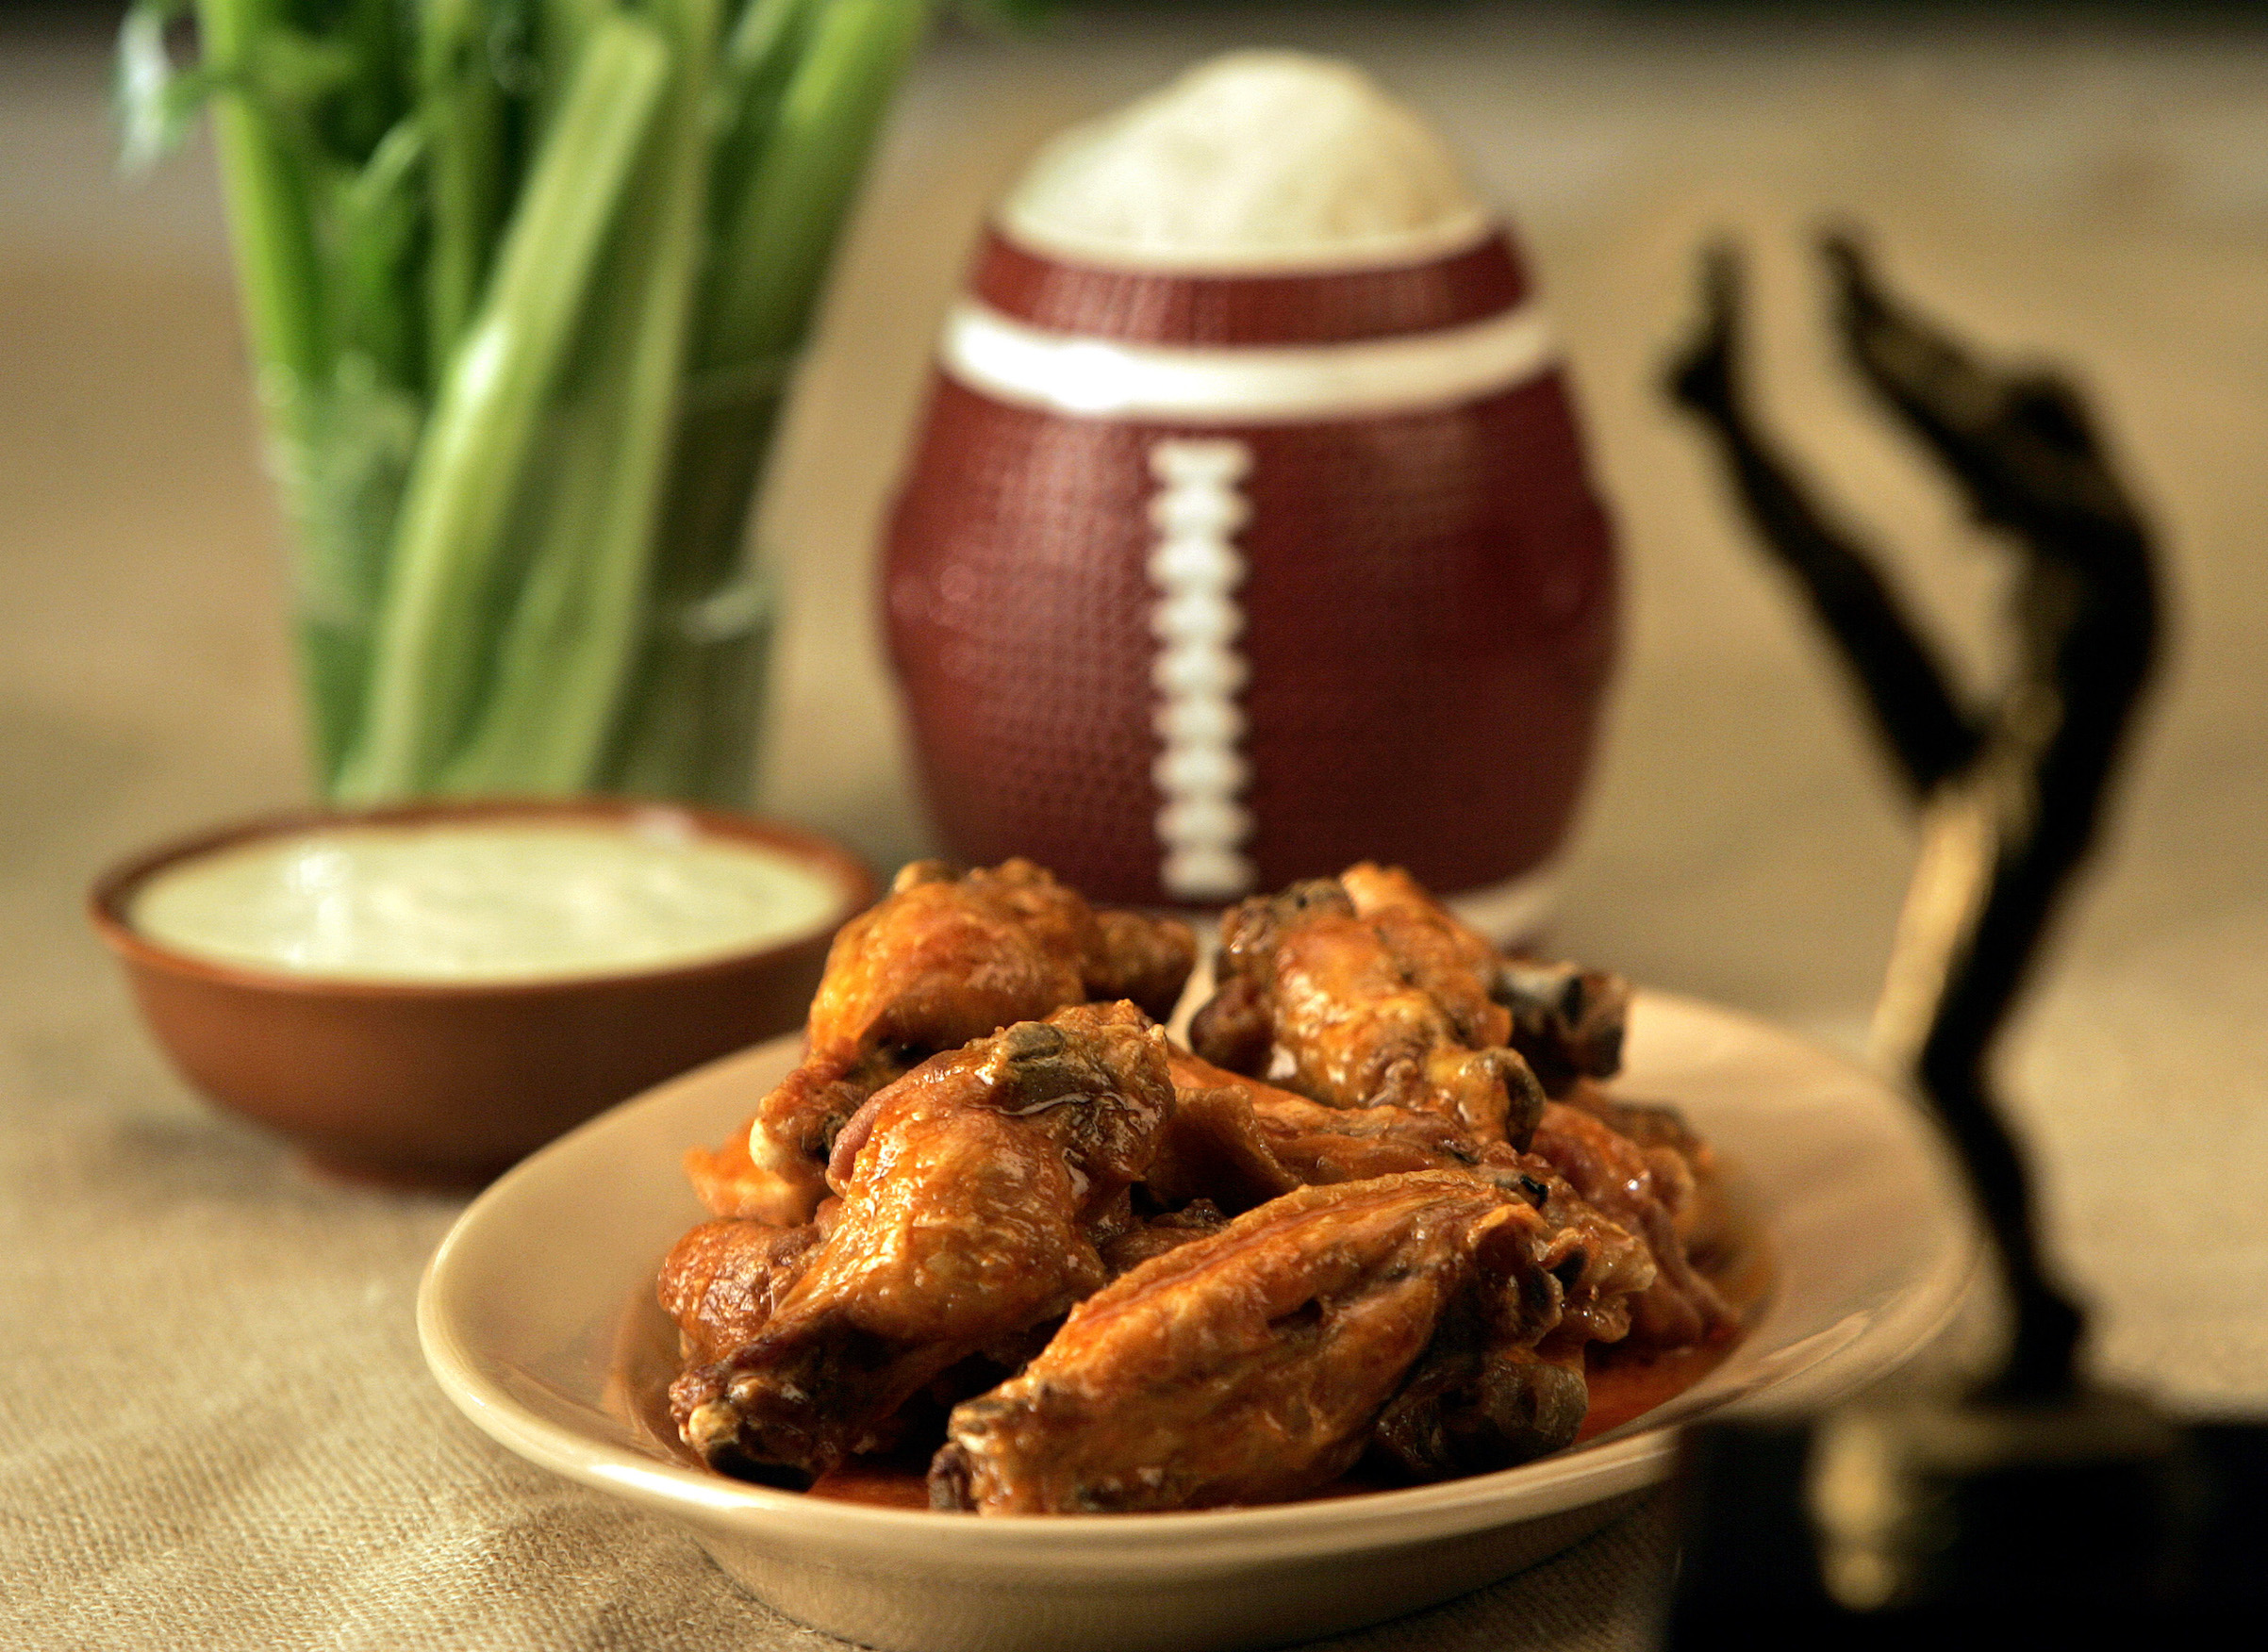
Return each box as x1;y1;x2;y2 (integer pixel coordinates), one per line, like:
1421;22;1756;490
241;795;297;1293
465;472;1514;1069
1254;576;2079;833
421;860;1976;1652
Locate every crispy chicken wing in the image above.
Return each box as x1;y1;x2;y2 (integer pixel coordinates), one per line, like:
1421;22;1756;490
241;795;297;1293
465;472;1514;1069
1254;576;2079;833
1338;862;1512;1049
694;860;1194;1224
1190;879;1544;1145
657;1218;823;1364
1159;1049;1656;1352
1369;1333;1589;1482
929;1171;1564;1513
1159;1049;1503;1203
1161;1064;1713;1350
1529;1098;1731;1348
1564;1082;1731;1264
1339;862;1631;1099
671;1002;1172;1483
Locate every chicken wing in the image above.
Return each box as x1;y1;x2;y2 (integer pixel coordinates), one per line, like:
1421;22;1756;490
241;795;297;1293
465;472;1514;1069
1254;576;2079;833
1159;1049;1656;1351
694;859;1194;1224
1190;879;1544;1145
1097;1201;1229;1277
1369;1332;1590;1482
929;1171;1566;1513
671;1002;1173;1483
1173;1062;1715;1350
1338;862;1511;1049
657;1217;823;1364
1158;1049;1504;1203
1529;1098;1731;1348
1564;1082;1732;1264
1339;862;1631;1099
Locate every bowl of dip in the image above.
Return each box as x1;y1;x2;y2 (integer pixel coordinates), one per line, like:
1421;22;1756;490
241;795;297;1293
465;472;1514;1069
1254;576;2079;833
90;801;875;1186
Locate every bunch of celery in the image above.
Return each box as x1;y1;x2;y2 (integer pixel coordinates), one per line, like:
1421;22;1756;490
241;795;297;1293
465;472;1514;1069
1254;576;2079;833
121;0;934;802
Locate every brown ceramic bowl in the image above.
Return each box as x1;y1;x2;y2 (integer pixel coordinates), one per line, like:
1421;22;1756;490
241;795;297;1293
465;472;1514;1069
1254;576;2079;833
89;800;875;1188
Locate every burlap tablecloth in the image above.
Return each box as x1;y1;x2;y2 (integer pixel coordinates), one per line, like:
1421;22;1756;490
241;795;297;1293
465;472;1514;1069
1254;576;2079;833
7;10;2266;1648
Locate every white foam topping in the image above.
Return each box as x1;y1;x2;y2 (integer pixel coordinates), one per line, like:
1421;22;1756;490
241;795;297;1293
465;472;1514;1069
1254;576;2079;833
999;51;1493;274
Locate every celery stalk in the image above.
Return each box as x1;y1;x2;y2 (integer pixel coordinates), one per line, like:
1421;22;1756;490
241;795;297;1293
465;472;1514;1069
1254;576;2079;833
418;0;509;376
704;0;821;255
192;0;329;393
289;120;426;780
338;13;669;800
332;116;425;392
537;0;613;136
137;0;941;807
599;0;930;803
337;0;410;160
443;0;720;792
700;0;930;372
191;0;341;774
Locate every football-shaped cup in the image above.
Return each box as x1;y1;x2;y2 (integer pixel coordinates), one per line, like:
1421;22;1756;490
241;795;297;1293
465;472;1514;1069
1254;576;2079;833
886;54;1617;919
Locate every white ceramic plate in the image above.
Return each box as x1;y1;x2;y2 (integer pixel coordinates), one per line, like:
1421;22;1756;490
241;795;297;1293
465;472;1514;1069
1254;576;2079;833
420;992;1977;1652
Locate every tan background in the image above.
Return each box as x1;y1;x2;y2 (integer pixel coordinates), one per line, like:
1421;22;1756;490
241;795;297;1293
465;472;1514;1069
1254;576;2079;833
5;5;2265;1645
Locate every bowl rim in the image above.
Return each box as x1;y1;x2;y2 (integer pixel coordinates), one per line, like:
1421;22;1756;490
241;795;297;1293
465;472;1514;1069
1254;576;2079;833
418;993;1982;1561
87;797;878;999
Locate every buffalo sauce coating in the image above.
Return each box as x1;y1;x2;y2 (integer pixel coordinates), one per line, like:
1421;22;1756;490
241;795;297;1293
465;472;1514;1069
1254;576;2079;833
696;859;1194;1227
800;1339;1748;1509
669;1004;1174;1480
935;1172;1539;1513
794;1179;1765;1510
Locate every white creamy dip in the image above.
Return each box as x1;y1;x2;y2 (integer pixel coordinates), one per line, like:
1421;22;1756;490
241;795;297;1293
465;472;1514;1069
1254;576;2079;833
130;818;845;983
999;51;1491;273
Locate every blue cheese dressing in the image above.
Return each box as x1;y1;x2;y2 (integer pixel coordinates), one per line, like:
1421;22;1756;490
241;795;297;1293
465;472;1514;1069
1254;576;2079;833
129;817;844;983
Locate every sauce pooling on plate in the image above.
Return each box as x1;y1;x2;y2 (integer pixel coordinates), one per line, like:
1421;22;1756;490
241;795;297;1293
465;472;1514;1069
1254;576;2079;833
131;818;844;983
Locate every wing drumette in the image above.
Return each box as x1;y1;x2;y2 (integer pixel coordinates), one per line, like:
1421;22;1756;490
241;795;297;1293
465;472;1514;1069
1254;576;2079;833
658;1217;825;1365
1339;860;1632;1098
1336;863;1512;1049
689;859;1193;1224
1189;878;1544;1145
671;1002;1172;1484
929;1171;1567;1513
